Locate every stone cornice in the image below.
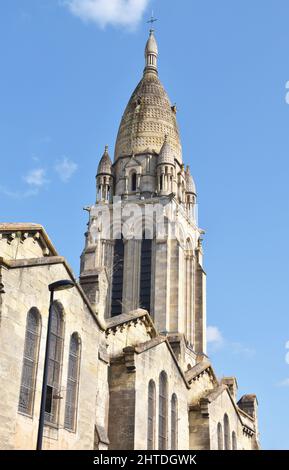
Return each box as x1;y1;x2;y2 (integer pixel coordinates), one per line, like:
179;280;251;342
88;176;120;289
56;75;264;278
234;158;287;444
185;360;218;385
0;255;105;331
0;223;58;257
105;309;156;338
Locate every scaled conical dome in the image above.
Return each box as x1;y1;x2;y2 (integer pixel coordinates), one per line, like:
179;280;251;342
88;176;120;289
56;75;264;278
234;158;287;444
114;31;182;163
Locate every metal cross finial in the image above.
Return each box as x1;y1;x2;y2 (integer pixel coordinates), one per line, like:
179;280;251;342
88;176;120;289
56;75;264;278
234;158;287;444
147;10;157;29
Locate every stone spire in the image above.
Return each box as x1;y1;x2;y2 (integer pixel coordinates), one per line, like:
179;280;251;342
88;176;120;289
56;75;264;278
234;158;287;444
158;135;175;166
114;31;182;163
97;145;112;176
96;146;113;203
185;165;197;195
144;29;158;74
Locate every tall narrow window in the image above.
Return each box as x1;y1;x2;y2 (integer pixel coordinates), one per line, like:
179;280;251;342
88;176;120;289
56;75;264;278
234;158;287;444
18;308;41;416
64;333;81;431
158;371;168;450
139;235;152;312
224;414;231;450
147;380;156;449
45;302;64;425
217;422;223;450
171;394;178;449
232;431;237;450
131;172;137;191
111;237;124;316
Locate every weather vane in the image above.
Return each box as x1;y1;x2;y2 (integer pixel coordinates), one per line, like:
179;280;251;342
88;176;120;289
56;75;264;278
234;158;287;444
147;10;158;30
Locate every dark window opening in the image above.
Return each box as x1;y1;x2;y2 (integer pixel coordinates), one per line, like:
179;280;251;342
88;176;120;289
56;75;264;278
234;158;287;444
131;172;137;191
111;238;124;316
45;385;53;414
140;237;152;312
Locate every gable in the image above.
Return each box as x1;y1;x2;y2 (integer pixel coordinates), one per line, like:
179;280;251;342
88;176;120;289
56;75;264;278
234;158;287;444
0;223;57;260
106;309;156;357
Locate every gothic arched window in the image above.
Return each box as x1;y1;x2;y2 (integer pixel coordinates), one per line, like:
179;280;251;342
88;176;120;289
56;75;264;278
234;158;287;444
171;394;178;449
224;414;231;450
139;234;152;312
18;308;41;416
217;422;223;450
64;333;81;431
158;371;168;450
147;380;156;449
232;431;237;450
111;237;124;316
131;172;137;191
45;302;64;425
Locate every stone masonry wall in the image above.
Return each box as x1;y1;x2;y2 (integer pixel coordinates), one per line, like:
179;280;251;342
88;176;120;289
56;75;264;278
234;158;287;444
0;260;108;450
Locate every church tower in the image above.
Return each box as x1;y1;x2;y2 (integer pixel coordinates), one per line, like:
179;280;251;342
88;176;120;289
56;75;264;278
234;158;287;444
80;30;206;362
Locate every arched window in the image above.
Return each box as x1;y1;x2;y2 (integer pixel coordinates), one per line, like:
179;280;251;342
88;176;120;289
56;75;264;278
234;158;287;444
45;302;64;425
111;237;124;316
171;394;178;449
147;380;156;449
18;308;41;416
232;431;237;450
159;174;163;191
139;234;152;312
158;371;168;450
131;172;137;191
224;414;231;450
64;333;81;431
217;422;223;450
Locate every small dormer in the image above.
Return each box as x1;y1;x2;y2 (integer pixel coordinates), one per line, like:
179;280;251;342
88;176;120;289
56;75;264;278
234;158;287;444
123;155;143;196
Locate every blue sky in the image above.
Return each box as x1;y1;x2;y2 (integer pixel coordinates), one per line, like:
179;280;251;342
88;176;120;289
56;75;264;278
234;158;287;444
1;0;289;449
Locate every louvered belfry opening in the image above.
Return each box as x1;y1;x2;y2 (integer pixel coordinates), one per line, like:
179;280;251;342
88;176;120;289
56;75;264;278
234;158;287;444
111;237;124;316
139;235;152;312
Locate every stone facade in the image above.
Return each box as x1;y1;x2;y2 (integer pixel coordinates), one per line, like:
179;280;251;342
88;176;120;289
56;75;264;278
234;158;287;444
0;225;109;450
0;31;260;450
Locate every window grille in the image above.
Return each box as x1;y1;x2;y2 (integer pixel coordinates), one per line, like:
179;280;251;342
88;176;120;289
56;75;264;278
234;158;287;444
171;394;178;449
224;414;231;450
64;333;81;431
45;302;64;425
217;422;223;450
158;371;168;450
18;308;41;416
232;431;237;450
147;380;156;449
